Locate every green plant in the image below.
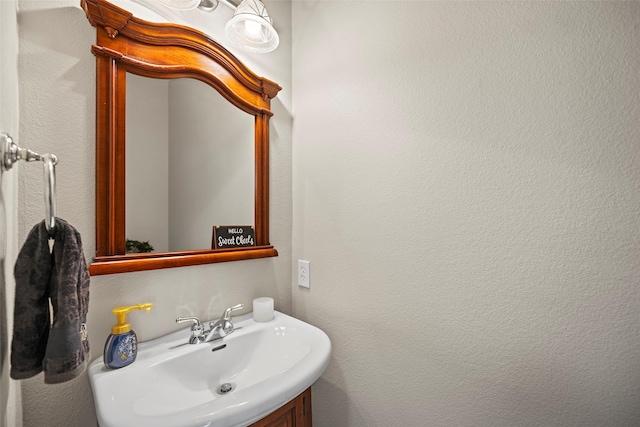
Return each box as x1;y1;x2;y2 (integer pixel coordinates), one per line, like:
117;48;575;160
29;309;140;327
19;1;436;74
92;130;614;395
126;239;154;253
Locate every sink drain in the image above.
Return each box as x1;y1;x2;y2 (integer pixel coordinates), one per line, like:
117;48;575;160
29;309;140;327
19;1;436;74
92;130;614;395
217;382;236;395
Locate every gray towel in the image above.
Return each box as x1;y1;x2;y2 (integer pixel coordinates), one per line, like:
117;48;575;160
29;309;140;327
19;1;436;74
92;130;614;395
10;218;90;384
10;221;51;379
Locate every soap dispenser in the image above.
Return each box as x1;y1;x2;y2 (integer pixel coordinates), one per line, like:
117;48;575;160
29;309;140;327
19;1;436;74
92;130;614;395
104;303;153;369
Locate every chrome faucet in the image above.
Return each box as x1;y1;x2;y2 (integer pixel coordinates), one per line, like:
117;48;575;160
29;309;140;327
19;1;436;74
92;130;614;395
176;304;243;345
175;316;206;344
205;304;243;342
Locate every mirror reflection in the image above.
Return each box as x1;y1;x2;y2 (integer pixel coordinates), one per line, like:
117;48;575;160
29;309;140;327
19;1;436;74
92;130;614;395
125;74;255;253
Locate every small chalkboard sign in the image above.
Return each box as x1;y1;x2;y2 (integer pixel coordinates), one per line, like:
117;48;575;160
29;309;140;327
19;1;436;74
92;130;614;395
212;226;255;250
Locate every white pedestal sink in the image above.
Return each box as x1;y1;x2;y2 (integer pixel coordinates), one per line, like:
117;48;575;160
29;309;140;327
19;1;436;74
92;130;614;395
89;311;331;427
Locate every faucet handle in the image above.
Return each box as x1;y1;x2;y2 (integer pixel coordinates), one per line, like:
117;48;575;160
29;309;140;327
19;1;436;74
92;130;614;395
176;316;205;344
222;304;243;320
176;316;202;327
176;316;205;334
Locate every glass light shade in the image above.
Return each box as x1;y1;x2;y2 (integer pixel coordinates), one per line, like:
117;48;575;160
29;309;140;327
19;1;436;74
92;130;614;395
155;0;201;10
225;0;279;53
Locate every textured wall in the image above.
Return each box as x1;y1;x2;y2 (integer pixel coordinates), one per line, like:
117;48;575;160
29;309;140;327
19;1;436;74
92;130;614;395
292;2;640;426
14;0;292;426
1;0;22;425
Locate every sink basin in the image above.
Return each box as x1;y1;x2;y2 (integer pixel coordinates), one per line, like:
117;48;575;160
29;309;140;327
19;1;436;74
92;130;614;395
89;311;331;427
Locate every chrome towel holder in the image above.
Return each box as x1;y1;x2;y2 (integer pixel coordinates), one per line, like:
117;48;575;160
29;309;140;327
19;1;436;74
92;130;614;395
1;132;58;237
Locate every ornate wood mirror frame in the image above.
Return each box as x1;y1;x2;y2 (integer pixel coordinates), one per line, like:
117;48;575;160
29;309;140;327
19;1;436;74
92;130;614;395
82;0;281;275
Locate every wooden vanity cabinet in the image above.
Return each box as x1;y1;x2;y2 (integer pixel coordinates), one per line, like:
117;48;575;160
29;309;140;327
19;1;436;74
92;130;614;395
249;387;312;427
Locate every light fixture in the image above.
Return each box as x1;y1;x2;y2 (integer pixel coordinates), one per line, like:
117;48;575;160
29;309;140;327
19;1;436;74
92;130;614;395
144;0;279;53
156;0;202;10
224;0;279;53
197;0;219;13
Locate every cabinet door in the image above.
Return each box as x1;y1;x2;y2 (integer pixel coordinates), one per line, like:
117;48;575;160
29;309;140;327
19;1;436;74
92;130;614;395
257;405;295;427
249;387;312;427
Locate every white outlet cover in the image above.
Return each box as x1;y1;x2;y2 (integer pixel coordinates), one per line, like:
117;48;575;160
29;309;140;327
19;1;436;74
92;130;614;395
298;260;310;288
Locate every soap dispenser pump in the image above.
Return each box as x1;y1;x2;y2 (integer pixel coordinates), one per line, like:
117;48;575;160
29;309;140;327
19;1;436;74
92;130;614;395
104;303;153;369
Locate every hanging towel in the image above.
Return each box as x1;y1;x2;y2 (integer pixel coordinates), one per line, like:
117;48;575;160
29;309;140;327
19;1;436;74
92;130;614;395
10;221;52;379
10;218;90;384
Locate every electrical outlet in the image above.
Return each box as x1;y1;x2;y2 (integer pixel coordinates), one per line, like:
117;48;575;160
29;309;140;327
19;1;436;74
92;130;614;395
298;260;310;288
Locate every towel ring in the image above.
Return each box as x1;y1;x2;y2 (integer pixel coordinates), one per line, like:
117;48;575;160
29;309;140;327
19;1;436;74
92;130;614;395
43;154;58;236
1;133;59;236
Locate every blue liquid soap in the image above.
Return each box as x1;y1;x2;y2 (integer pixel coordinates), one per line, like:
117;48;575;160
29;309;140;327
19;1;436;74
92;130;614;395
104;331;138;369
103;303;153;369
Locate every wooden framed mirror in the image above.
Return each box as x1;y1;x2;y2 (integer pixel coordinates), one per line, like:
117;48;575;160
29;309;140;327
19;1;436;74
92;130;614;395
82;0;281;275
